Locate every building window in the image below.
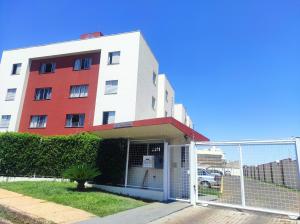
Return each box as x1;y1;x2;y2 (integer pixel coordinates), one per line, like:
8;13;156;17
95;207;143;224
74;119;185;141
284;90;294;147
30;115;47;128
165;90;168;102
70;85;88;98
73;58;92;70
153;72;157;86
165;111;168;117
40;63;56;74
65;114;85;127
35;88;52;100
12;63;21;75
152;96;156;110
105;80;118;94
5;88;17;101
0;115;11;128
108;51;120;65
102;111;115;125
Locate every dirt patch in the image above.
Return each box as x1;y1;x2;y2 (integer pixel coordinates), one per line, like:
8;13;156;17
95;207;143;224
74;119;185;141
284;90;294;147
0;204;53;224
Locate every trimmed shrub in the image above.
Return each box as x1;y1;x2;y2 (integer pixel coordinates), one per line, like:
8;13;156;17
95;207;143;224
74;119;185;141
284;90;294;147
0;132;41;176
0;132;101;177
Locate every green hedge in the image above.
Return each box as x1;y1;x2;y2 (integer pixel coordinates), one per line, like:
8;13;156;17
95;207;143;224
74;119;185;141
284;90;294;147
96;139;128;185
0;132;101;177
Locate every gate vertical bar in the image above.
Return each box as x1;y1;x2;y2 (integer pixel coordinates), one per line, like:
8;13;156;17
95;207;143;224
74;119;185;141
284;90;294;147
163;141;169;201
239;144;246;207
295;138;300;186
124;139;130;187
189;141;197;206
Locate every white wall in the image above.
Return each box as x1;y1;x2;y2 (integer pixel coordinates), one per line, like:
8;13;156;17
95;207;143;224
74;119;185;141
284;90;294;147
0;51;31;132
173;104;186;124
93;32;140;125
0;176;68;182
135;35;159;120
173;104;194;127
127;167;163;190
157;74;175;118
186;115;193;128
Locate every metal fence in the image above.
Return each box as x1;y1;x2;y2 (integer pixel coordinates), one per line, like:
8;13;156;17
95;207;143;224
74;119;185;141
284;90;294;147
193;139;300;218
125;141;165;191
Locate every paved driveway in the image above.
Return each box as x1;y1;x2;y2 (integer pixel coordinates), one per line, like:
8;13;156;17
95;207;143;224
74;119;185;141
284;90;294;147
150;206;300;224
199;176;300;214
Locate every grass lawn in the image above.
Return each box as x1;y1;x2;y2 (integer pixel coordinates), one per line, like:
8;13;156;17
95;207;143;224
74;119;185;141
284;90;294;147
198;187;221;197
0;181;147;217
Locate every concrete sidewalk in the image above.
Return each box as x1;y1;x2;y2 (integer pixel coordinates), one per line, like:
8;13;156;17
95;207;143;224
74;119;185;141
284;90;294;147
76;201;190;224
0;188;95;224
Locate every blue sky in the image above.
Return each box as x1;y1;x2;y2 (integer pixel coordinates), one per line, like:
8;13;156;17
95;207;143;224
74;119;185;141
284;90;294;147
0;0;299;140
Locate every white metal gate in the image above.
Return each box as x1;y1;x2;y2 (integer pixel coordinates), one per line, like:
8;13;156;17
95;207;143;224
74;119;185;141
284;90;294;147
168;138;300;218
168;145;190;201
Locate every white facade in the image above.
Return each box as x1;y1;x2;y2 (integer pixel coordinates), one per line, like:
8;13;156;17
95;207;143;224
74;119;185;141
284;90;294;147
0;31;194;132
173;104;193;128
157;74;175;118
174;104;186;124
135;35;159;120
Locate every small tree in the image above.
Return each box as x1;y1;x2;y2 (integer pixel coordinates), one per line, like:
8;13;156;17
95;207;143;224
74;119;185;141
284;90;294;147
63;164;100;191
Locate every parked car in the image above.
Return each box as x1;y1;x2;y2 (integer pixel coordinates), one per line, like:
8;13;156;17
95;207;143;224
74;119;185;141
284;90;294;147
206;169;223;176
198;168;221;188
224;170;231;176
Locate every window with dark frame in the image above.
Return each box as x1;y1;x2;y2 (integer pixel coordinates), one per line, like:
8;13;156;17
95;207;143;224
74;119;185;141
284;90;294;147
73;58;92;71
152;96;156;110
108;51;120;65
105;80;118;94
40;63;56;74
102;111;115;125
12;63;22;75
152;72;157;86
30;115;47;128
69;85;89;98
0;115;11;128
165;90;168;102
35;88;52;100
65;114;85;128
5;88;17;101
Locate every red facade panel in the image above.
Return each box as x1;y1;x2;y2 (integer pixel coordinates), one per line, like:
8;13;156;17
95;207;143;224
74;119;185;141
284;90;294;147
19;52;101;135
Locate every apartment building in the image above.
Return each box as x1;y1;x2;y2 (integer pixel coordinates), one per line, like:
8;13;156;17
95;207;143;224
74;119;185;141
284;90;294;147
0;31;198;140
0;31;208;201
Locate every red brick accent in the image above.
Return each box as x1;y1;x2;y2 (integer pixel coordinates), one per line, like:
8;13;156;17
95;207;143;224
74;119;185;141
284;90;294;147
19;52;100;135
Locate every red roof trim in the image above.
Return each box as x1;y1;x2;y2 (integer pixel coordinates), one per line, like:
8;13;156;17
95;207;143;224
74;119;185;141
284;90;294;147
90;117;209;141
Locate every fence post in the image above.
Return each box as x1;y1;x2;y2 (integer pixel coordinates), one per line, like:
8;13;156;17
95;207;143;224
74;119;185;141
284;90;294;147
163;141;169;201
124;139;130;187
189;141;197;206
295;138;300;188
238;144;246;207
